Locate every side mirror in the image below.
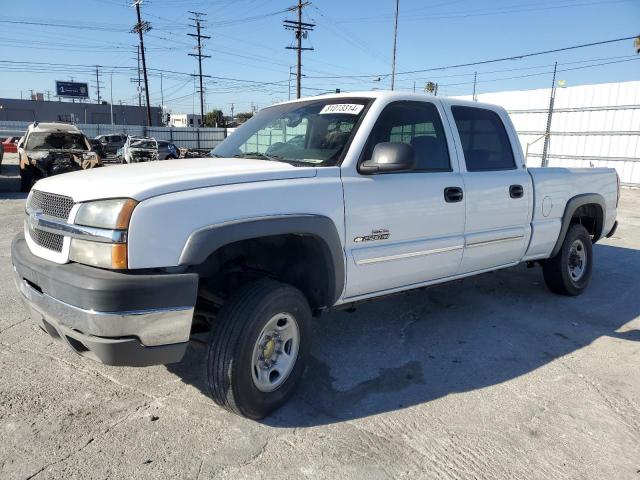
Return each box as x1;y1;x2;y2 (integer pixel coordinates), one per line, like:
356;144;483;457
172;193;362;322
359;142;415;174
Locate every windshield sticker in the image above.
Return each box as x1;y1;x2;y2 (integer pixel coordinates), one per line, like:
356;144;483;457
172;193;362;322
319;104;364;115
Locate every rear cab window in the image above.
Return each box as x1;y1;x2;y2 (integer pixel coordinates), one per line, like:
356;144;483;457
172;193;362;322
451;106;515;172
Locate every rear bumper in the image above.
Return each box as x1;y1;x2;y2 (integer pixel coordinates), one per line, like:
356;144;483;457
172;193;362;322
11;234;198;367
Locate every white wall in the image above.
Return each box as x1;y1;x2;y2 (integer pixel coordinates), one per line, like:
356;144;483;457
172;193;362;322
455;81;640;185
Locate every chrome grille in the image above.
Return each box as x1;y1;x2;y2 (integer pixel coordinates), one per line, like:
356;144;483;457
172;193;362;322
31;228;64;252
29;190;74;220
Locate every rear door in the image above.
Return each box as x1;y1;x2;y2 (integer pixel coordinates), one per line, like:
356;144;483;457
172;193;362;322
447;105;532;273
342;100;466;298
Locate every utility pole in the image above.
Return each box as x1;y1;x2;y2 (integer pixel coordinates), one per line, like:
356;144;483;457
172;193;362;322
137;46;141;106
472;71;477;101
288;65;293;101
391;0;399;90
131;0;152;126
93;65;103;104
188;11;211;125
230;103;235;120
160;72;164;124
284;1;314;99
110;73;114;124
160;72;164;107
541;61;558;168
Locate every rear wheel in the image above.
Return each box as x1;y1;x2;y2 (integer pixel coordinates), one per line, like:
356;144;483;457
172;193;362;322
205;279;312;419
542;224;593;296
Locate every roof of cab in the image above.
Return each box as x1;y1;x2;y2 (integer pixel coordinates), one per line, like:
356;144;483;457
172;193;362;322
270;90;504;112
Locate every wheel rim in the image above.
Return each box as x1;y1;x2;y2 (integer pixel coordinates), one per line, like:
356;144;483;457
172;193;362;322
568;238;587;282
251;312;300;392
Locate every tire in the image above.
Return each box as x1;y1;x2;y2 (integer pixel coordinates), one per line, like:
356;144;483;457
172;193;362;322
542;224;593;296
206;279;312;419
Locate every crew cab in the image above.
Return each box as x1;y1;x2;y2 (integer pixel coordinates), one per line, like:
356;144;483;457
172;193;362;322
12;92;619;419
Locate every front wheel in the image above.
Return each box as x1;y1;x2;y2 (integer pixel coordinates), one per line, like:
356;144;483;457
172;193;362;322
542;224;593;296
206;279;312;419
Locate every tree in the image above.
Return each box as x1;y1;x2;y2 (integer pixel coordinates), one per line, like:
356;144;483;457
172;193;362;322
204;109;226;128
236;112;254;124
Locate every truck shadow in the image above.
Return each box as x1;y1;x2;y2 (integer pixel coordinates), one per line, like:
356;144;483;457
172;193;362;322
166;243;640;427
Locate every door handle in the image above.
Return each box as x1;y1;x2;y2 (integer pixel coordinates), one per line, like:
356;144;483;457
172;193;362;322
509;184;524;199
444;186;464;203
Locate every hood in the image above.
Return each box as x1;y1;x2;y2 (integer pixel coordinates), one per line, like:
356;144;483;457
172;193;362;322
33;157;317;202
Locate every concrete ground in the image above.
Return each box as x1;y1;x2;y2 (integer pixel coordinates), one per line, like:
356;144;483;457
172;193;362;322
0;153;20;193
1;189;639;480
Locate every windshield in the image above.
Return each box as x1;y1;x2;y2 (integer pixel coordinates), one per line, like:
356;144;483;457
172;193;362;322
130;139;156;149
26;132;88;151
212;98;371;166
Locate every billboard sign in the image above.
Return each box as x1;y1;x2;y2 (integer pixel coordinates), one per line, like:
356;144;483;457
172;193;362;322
55;81;89;98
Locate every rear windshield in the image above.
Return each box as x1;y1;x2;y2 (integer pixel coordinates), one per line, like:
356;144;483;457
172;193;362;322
26;132;88;151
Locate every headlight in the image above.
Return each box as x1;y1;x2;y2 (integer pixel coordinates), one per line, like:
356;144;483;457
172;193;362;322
70;198;137;269
75;198;137;229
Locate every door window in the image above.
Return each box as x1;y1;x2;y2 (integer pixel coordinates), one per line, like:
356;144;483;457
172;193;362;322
451;106;515;171
363;101;450;172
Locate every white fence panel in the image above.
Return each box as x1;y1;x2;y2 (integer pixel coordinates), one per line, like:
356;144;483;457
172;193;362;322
456;81;640;185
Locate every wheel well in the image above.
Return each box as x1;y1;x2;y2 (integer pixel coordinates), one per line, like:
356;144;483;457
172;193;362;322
570;203;604;240
194;234;334;312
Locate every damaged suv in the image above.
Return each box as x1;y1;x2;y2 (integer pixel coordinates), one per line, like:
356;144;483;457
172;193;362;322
19;122;102;192
120;136;159;163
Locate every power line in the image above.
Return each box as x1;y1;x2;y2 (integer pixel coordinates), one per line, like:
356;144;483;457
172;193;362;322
188;11;211;121
303;35;639;79
0;19;128;32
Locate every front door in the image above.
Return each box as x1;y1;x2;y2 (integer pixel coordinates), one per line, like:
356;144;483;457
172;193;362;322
342;100;466;299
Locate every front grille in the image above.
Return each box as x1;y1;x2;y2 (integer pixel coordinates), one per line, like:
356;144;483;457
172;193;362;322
31;228;64;252
29;190;74;220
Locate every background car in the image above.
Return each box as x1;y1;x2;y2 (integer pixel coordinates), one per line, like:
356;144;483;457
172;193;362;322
95;134;127;155
2;136;22;154
121;136;158;163
157;140;180;159
19;122;101;192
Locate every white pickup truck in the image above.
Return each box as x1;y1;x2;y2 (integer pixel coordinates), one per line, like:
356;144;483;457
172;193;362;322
12;92;619;419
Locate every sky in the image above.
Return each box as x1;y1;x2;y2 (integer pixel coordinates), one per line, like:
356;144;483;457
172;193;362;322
1;0;639;116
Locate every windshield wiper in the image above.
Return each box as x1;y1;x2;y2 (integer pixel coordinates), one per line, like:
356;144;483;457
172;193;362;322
234;152;282;162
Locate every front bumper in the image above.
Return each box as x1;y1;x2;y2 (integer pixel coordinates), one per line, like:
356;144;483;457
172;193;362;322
12;234;199;367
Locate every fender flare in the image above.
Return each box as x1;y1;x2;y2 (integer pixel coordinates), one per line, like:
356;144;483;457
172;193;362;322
550;193;605;257
178;214;345;305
